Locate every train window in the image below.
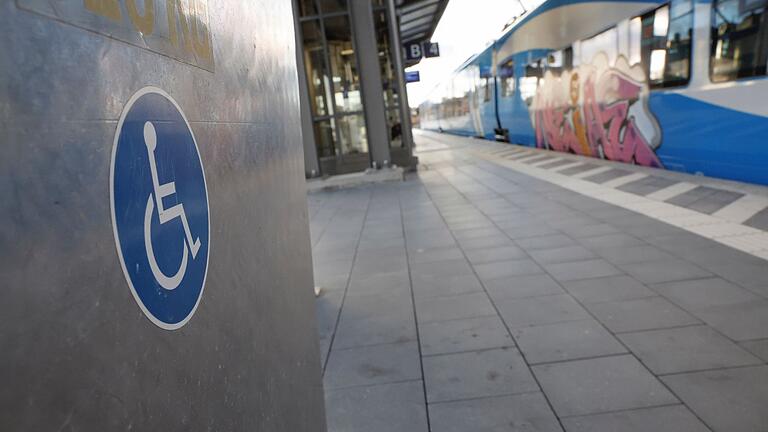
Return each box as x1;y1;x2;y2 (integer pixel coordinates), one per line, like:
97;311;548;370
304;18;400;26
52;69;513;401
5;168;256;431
711;0;768;82
483;77;492;102
521;58;544;103
638;0;693;87
499;60;515;97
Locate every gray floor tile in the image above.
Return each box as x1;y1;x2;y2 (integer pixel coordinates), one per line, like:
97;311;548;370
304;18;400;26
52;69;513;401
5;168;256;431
691;189;745;214
412;274;484;299
579;233;646;251
496;294;591;329
558;163;599;176
584;168;632;184
562;275;657;304
560;223;621;239
652;277;761;311
452;227;504;240
694;300;768;341
533;355;678;417
665;186;721;206
517;234;577;251
458;235;514;250
529;245;597;265
325;380;429;432
586;296;700;333
544;259;623;282
333;311;416;349
744;206;768;231
348;270;410;295
415;292;496;323
464;245;528;265
411;259;474;279
539;159;574;170
513;319;626;364
407;234;457;251
618;259;711;284
597;244;675;265
616;175;679;196
662;365;768;432
739;339;768;362
524;155;557;164
485;274;566;300
429;392;563;432
707;261;768;297
422;347;538;402
502;225;560;240
419;316;514;356
324;342;421;389
409;247;465;264
474;259;544;281
619;325;761;374
562;405;710;432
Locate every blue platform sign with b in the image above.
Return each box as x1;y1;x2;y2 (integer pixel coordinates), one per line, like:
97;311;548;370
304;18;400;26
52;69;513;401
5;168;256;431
110;87;210;330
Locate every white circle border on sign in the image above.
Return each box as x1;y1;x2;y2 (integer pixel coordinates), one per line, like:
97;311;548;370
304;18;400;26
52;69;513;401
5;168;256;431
109;86;211;331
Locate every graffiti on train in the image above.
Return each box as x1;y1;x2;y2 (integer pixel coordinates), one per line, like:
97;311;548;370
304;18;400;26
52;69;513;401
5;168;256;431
529;53;662;168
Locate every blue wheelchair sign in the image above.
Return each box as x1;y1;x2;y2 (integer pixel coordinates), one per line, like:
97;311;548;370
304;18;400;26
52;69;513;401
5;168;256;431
110;87;210;330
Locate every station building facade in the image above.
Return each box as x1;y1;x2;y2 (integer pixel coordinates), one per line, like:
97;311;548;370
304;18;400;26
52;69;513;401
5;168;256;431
293;0;446;176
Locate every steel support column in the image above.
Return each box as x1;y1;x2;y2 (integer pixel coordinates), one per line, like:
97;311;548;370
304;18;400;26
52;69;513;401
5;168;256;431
350;0;391;168
386;0;415;165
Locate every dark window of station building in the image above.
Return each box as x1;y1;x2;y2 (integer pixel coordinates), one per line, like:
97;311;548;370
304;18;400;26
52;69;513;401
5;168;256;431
711;0;768;82
637;0;694;88
499;59;515;97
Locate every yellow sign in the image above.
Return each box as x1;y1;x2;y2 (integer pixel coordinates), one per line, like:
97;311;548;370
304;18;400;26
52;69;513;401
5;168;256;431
18;0;215;71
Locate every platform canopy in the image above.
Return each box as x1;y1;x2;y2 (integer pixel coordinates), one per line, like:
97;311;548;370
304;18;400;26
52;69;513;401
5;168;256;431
397;0;449;66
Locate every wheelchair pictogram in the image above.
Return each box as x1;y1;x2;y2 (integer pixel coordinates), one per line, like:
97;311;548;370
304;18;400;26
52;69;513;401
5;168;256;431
143;121;201;291
111;87;210;330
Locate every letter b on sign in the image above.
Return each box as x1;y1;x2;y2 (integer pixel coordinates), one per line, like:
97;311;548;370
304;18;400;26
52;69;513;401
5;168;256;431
404;42;422;61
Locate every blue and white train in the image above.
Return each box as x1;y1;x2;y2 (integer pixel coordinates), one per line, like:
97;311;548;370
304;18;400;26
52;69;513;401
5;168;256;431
419;0;768;184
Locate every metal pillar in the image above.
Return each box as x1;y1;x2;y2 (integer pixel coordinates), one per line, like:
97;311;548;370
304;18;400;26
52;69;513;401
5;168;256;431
386;0;415;164
350;0;391;168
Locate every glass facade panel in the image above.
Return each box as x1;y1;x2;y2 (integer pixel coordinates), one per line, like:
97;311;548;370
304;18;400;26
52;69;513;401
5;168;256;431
336;114;368;155
319;0;348;14
324;15;363;113
302;20;330;116
298;0;319;16
314;119;337;158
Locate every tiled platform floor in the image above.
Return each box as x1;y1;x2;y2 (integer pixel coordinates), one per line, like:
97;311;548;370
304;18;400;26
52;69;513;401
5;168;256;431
309;131;768;432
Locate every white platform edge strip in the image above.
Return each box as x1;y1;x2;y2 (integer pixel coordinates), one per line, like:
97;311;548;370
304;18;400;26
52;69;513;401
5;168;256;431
475;150;768;262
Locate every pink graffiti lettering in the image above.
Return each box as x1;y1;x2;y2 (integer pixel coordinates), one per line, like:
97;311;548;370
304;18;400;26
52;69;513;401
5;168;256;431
530;55;662;168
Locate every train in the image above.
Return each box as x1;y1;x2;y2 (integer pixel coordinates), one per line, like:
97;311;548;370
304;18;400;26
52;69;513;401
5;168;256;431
419;0;768;185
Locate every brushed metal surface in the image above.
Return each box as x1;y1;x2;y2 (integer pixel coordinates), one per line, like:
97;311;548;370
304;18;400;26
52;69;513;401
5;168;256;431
0;1;326;430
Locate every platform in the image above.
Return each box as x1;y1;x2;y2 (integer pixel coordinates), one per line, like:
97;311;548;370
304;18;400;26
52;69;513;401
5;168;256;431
309;130;768;432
